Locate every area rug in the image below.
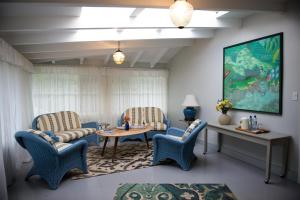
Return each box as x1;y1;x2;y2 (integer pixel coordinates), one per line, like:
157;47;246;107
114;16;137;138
114;183;237;200
69;142;153;180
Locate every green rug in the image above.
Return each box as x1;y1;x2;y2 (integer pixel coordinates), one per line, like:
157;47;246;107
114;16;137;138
114;183;237;200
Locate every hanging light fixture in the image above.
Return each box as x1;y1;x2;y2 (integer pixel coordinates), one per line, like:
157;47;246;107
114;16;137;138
113;41;125;64
169;0;194;29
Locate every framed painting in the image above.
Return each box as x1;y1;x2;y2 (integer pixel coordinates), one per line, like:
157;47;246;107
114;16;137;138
223;33;283;115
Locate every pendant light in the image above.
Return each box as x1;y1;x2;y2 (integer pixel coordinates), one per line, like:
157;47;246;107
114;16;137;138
113;41;125;64
169;0;194;29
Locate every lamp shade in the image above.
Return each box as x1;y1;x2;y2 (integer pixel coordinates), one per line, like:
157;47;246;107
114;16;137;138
182;94;199;107
113;49;125;64
169;0;193;29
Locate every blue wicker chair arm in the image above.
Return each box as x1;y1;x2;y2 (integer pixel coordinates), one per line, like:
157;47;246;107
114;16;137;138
15;131;58;156
164;118;171;129
153;134;184;167
166;127;185;137
81;121;99;130
153;134;184;156
154;134;184;145
58;140;88;157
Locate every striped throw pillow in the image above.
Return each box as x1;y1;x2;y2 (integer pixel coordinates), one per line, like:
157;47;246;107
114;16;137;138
181;119;201;140
27;129;57;145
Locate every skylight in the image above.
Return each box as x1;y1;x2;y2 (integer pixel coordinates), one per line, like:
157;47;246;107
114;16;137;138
77;7;229;41
79;7;229;28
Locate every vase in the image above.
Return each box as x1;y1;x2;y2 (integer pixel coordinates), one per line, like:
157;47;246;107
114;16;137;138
218;113;231;125
183;107;196;121
125;122;130;131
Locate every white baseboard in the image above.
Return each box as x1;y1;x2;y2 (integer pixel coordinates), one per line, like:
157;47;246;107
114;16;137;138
196;139;298;182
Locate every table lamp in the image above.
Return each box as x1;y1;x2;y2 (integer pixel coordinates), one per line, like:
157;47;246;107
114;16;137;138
182;94;199;121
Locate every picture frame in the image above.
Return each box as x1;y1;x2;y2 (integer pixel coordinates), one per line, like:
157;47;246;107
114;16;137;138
223;33;283;115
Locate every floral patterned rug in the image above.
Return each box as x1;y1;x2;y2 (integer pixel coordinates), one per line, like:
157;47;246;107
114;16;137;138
114;183;237;200
69;142;154;180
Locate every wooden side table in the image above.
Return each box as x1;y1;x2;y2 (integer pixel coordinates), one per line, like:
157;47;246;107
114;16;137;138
203;123;290;184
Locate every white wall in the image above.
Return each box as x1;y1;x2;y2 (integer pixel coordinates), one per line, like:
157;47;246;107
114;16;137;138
168;7;300;182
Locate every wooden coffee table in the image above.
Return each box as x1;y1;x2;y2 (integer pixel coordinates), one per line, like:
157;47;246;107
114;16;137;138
96;126;152;159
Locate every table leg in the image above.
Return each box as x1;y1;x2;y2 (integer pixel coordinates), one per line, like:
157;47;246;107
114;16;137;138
101;137;108;156
217;132;222;152
112;137;119;159
203;128;208;155
265;141;272;184
280;139;289;178
144;133;150;149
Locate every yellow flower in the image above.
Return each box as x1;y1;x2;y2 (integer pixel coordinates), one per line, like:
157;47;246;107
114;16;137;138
216;99;233;113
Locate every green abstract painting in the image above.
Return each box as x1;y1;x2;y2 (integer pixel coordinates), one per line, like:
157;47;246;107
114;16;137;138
223;33;283;114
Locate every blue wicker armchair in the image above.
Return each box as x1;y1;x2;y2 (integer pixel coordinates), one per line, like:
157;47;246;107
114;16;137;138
15;131;88;189
153;121;207;170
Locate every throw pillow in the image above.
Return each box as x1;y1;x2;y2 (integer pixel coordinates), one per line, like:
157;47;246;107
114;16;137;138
181;119;202;140
27;129;58;145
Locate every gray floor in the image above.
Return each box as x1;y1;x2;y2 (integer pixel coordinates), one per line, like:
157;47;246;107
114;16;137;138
8;142;300;200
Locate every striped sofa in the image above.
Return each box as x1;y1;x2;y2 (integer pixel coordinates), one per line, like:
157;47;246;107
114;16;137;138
118;107;170;142
32;111;99;145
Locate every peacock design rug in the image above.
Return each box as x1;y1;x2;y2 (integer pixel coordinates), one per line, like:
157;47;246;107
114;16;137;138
69;142;154;180
114;183;238;200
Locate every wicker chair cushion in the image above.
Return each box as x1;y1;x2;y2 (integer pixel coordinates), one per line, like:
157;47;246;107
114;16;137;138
37;111;82;132
55;128;96;143
147;122;167;131
182;119;202;140
53;142;72;152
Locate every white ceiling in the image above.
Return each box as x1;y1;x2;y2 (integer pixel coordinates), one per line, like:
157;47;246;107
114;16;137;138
0;0;288;68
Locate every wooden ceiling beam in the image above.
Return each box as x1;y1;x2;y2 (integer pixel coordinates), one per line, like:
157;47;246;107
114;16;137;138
0;0;285;11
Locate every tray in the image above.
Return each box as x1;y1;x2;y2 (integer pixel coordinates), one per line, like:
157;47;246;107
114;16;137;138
235;127;269;134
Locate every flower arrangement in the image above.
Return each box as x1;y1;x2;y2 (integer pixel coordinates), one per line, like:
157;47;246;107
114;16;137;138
123;115;130;130
123;115;130;123
216;99;233;114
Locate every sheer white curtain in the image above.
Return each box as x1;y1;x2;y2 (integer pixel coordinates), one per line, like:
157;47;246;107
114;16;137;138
0;38;33;200
32;66;106;122
31;66;168;126
105;68;168;125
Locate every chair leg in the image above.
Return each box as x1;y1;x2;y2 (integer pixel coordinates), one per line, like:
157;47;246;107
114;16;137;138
152;159;159;166
43;172;65;190
82;163;88;174
25;167;36;181
180;162;191;171
47;178;61;190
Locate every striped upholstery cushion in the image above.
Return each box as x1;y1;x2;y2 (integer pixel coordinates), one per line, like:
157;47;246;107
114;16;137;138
182;119;201;140
124;107;144;126
53;142;72;152
144;107;164;123
27;129;56;145
147;122;167;131
55;128;96;143
37;111;81;132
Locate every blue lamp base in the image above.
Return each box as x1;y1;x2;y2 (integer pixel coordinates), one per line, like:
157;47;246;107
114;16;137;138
183;107;196;121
